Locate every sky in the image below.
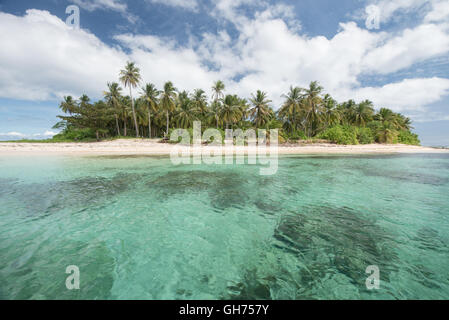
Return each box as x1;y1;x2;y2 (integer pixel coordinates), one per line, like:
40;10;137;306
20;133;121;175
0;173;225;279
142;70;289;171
0;0;448;146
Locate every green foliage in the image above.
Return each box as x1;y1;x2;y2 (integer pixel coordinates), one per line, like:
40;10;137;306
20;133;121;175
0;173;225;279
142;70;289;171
318;125;358;145
355;127;375;144
53;70;421;145
287;130;307;142
168;128;193;144
397;130;420;145
52;128;98;141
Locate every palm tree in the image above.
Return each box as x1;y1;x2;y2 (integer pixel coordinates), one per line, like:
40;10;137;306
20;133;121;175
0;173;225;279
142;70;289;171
160;81;177;137
135;98;149;137
120;95;132;136
60;96;77;114
209;100;222;129
104;82;123;136
236;97;250;127
322;94;340;129
395;114;413;130
338;99;357;125
220;95;242;129
303;81;324;137
249;90;272;130
141;83;160;138
191;89;208;117
377;121;397;143
176;91;197;128
352;100;374;127
119;61;141;137
279;86;304;132
212;80;225;102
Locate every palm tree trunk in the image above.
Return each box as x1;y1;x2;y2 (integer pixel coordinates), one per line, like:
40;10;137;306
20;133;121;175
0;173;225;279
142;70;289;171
115;114;120;136
148;110;152;139
124;119;127;137
130;87;139;138
166;110;169;137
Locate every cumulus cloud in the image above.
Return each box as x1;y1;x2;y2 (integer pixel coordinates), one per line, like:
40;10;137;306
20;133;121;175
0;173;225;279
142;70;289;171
146;0;199;12
347;77;449;112
70;0;127;12
0;4;448;124
362;23;449;74
371;0;428;21
424;0;449;22
0;9;127;100
69;0;138;23
0;132;26;137
0;130;57;140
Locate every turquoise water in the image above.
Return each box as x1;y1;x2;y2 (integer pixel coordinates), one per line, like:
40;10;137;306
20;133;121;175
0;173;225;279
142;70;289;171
0;154;448;299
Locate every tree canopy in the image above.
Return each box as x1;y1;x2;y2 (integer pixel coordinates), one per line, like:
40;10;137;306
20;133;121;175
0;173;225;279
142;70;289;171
53;63;420;145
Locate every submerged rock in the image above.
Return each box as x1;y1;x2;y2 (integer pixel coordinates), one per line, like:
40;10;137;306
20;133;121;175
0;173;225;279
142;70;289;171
12;173;136;218
146;170;251;210
2;240;115;299
272;205;398;289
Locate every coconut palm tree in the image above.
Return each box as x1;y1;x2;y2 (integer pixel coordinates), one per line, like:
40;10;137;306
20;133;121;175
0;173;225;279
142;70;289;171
212;80;225;102
191;89;208;117
236;97;250;127
279;86;304;132
220;95;242;129
140;83;160;138
120;95;132;136
209;100;222;129
60;96;77;114
322;94;340;129
395;113;413;130
249;90;272;130
176;91;197;128
160;81;177;137
119;61;141;137
377;121;398;144
104;82;123;136
352;100;374;127
302;81;324;137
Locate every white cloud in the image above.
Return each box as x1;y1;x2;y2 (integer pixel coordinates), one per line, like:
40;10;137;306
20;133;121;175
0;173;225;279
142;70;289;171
360;0;428;24
424;0;449;22
69;0;138;23
0;132;25;137
114;33;220;93
362;23;449;74
146;0;199;12
0;130;57;140
70;0;127;12
0;9;127;100
347;77;449;112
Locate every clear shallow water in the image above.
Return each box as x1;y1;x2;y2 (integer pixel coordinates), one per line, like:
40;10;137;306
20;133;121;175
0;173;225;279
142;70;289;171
0;154;448;300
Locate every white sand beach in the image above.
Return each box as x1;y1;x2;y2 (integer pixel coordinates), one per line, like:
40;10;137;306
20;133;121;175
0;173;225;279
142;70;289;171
0;139;447;156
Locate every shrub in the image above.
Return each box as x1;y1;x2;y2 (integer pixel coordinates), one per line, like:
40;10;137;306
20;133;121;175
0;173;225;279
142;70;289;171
52;128;97;141
288;130;307;142
318;125;358;145
355;127;375;144
397;130;420;145
168;128;194;144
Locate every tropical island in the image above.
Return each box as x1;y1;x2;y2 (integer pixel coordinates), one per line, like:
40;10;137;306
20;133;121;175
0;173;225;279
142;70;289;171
3;62;446;155
51;62;420;146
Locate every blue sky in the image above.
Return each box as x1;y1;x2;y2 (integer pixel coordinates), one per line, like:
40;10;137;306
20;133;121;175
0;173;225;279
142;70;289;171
0;0;448;145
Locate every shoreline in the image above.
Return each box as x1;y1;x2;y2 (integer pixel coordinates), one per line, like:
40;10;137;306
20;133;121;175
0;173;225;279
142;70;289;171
0;139;448;156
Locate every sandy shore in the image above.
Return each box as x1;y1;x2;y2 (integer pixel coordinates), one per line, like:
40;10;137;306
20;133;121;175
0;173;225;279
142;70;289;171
0;139;447;156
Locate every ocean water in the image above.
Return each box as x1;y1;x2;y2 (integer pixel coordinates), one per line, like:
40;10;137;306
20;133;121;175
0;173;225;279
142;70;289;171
0;153;448;300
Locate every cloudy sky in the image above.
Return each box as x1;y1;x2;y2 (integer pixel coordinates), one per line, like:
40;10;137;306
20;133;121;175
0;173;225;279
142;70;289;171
0;0;448;145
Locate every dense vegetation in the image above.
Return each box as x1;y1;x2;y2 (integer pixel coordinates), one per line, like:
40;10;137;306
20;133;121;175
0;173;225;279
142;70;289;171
53;62;420;145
